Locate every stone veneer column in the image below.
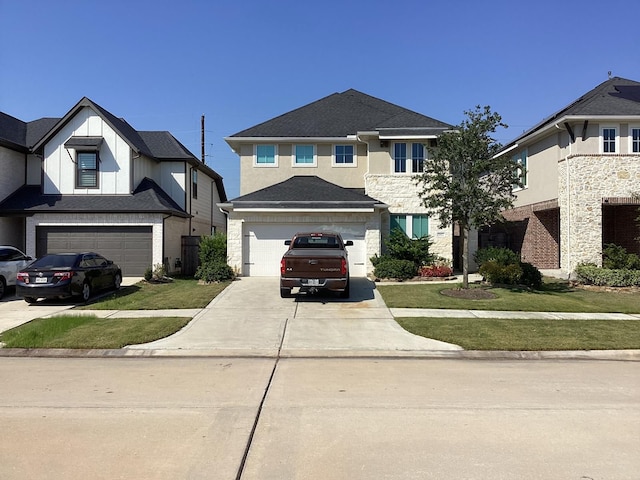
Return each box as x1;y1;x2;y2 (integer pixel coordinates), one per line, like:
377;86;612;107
559;155;640;274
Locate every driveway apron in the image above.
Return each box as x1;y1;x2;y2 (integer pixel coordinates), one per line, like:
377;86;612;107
127;277;461;356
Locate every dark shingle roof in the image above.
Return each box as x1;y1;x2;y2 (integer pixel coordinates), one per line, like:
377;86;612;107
0;178;189;217
228;89;451;138
505;76;640;148
227;176;383;209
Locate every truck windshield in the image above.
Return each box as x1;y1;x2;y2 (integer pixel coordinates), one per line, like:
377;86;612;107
293;236;340;248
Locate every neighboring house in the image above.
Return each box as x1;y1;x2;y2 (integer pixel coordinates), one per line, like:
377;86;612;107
488;76;640;275
220;89;453;276
0;97;227;276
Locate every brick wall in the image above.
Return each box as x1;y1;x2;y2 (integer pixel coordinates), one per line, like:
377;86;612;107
602;205;640;255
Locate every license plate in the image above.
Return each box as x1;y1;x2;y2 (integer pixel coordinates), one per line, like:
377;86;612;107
307;279;320;286
35;277;48;283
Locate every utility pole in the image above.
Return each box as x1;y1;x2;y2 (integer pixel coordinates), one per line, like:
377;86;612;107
201;114;205;163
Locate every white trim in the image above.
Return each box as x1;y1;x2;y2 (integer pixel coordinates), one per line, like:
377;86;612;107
332;144;358;167
629;125;640;154
233;208;375;213
292;144;317;168
600;124;619;154
253;144;278;167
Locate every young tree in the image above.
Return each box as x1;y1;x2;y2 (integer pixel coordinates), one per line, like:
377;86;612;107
415;106;520;288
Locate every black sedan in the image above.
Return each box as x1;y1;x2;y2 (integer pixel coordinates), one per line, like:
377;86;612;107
16;253;122;304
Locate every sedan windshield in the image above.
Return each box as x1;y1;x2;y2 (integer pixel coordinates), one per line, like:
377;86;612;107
30;255;78;269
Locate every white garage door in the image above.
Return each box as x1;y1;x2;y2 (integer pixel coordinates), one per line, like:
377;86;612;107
244;223;367;277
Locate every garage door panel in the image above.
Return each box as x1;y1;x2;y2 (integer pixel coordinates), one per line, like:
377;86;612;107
244;223;366;277
36;226;152;277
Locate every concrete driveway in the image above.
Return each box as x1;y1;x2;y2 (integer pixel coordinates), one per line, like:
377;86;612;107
0;290;75;333
127;277;461;356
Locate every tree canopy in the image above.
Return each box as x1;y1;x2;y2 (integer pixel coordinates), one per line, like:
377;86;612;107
415;105;521;287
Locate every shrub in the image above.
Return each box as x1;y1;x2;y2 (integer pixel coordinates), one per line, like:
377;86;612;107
144;267;152;281
602;244;640;270
474;246;520;267
373;258;417;281
385;228;434;267
195;262;235;283
419;259;454;278
194;233;235;282
519;262;543;289
479;260;523;285
575;263;640;287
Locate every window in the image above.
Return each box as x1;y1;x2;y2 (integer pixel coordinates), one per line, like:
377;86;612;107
602;127;617;153
631;127;640;153
390;214;429;239
192;169;198;199
294;145;316;166
334;145;354;165
76;152;98;188
393;143;407;173
255;145;277;166
513;150;527;189
393;142;426;173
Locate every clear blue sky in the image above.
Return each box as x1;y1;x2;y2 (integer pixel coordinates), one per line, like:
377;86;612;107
2;0;639;199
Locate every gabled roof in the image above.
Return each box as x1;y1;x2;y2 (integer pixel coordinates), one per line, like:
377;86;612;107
226;89;452;141
0;98;227;202
501;76;640;152
0;177;189;217
222;176;384;211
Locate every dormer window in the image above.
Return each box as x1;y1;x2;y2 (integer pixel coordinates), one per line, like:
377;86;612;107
64;136;103;189
76;152;98;188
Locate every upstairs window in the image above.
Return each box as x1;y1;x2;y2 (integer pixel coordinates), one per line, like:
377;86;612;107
76;152;98;188
513;150;527;189
192;169;198;199
294;145;316;166
631;127;640;153
393;142;426;174
390;214;429;239
393;143;407;173
255;145;277;166
602;127;617;153
334;145;354;165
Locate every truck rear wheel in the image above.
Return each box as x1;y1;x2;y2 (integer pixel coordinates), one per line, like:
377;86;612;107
339;280;350;299
280;287;292;298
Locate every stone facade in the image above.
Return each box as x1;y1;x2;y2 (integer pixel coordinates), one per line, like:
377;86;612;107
365;174;453;261
558;155;640;272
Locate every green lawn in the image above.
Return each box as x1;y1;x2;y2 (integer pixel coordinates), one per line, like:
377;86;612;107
77;278;231;310
377;281;640;313
0;315;191;349
396;317;640;351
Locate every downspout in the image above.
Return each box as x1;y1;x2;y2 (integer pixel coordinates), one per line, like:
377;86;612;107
565;134;572;278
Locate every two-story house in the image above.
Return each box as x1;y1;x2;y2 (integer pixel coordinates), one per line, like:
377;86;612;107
488;76;640;275
220;89;453;276
0;97;227;276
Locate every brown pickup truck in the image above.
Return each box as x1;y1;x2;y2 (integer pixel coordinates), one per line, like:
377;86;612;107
280;232;353;298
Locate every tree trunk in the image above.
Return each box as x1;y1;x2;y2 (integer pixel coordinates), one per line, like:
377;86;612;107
461;224;469;289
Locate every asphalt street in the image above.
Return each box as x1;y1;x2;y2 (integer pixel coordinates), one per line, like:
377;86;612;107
0;357;638;480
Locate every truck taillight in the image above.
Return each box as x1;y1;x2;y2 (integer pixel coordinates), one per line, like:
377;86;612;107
280;258;286;275
341;258;347;276
17;272;29;283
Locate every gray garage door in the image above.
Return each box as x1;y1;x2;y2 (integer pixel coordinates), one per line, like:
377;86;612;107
36;226;152;276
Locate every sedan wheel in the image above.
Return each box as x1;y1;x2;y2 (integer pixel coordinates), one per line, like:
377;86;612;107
114;273;122;290
0;278;5;299
81;282;92;302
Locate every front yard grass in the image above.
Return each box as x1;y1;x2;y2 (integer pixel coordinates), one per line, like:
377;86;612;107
0;314;190;349
377;280;640;313
396;317;640;350
77;278;231;310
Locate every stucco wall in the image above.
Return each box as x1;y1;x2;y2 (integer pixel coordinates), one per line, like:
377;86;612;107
0;146;24;201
